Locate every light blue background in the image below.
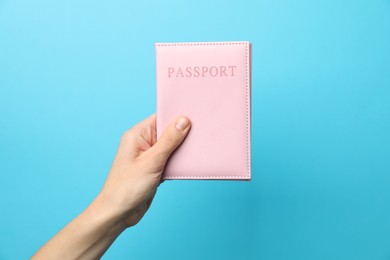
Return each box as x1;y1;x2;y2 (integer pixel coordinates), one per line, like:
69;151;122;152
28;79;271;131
0;0;389;259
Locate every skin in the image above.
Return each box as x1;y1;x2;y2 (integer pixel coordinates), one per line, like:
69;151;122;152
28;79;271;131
32;114;191;259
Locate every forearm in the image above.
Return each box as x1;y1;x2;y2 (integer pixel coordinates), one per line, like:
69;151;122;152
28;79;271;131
32;196;126;260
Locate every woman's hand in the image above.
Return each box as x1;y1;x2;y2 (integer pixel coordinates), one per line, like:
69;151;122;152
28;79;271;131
32;114;191;259
96;114;191;227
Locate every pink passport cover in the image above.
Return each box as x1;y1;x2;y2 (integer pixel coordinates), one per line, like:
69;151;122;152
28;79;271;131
155;41;251;180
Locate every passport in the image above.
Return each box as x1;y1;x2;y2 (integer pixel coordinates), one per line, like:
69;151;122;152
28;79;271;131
155;41;252;180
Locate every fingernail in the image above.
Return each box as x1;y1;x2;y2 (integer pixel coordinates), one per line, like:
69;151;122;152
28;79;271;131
175;117;190;131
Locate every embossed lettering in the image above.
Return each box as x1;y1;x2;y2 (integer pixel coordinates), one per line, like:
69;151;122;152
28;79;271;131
167;65;237;78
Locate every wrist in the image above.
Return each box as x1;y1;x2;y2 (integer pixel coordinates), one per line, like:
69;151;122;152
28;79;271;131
84;194;128;236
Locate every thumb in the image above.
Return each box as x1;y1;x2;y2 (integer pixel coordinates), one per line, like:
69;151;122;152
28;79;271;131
148;116;191;164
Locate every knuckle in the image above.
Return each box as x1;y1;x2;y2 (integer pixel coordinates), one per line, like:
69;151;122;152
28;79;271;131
161;134;177;148
120;129;133;144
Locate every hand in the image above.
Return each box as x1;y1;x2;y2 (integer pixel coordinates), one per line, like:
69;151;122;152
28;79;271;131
95;114;191;227
32;114;191;259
